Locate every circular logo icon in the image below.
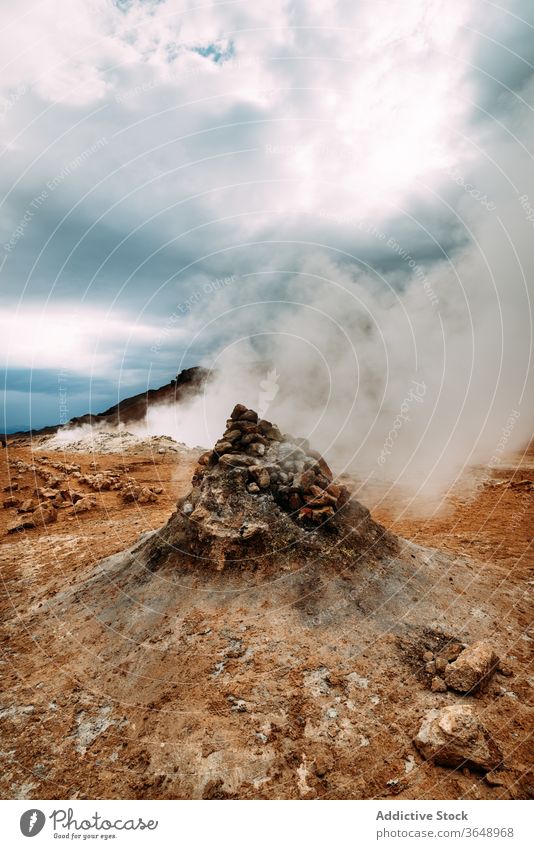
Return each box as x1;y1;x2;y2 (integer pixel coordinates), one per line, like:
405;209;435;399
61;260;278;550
20;810;46;837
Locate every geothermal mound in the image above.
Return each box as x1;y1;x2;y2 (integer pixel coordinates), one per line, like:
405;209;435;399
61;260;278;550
142;405;397;571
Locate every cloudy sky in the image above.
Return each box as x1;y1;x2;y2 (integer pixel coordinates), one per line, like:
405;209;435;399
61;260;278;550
1;0;533;486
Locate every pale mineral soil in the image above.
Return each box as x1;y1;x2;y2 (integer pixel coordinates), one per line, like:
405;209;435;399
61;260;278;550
0;440;532;800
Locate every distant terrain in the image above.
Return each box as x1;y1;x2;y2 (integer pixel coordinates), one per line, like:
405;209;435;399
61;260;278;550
0;399;532;800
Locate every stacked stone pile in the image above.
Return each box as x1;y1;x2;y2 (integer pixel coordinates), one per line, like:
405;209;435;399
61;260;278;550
194;404;349;524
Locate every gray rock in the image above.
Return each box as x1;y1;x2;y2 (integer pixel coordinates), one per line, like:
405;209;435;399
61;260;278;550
444;641;499;693
218;453;255;468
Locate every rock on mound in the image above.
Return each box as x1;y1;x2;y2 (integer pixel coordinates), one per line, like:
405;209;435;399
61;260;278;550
143;405;396;571
197;404;350;523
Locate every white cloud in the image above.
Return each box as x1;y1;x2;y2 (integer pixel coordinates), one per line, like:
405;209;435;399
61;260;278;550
0;0;478;218
0;306;167;373
0;0;532;484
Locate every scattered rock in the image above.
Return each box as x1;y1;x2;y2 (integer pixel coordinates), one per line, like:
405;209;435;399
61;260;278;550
18;499;35;513
414;704;502;771
121;482;159;504
485;772;506;787
33;503;58;526
72;497;97;514
35;487;60;500
439;642;464;662
444;641;499;693
7;515;37;533
423;650;434;662
435;657;448;673
430;676;448;692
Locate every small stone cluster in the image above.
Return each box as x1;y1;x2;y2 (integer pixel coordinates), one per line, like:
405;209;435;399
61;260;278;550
412;638;508;773
194;404;349;524
421;640;502;695
3;456;163;532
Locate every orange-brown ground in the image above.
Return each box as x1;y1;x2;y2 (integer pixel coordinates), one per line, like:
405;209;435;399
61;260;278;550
0;440;532;799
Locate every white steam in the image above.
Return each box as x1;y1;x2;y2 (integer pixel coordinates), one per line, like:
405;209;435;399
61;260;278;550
140;206;533;501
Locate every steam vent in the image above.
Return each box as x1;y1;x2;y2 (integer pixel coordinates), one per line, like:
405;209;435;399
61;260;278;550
144;405;396;571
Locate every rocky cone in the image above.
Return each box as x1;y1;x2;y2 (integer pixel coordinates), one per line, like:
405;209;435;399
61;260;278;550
142;404;395;571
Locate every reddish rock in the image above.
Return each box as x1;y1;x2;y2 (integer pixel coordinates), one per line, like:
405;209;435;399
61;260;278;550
233;421;259;435
337;486;350;506
317;457;333;480
230;404;248;420
223;429;242;443
214;440;234;456
294;469;316;492
288;492;302;510
198;451;213;466
435;657;448;673
439;642;464;662
239;409;258;423
308;485;337;506
311;506;335;522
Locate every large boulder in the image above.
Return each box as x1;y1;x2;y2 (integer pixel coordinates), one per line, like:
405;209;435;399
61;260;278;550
414;705;502;771
444;641;499;693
